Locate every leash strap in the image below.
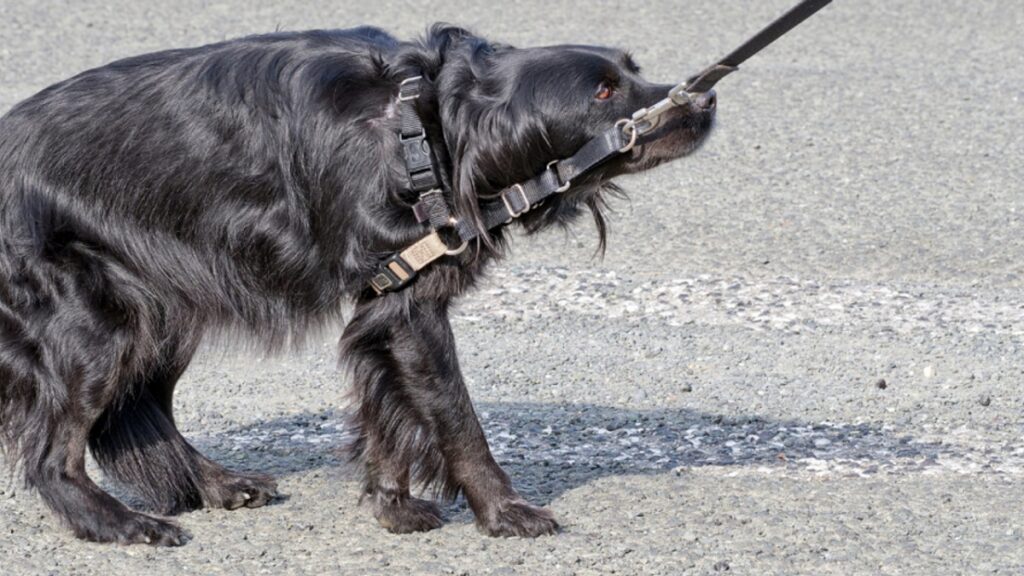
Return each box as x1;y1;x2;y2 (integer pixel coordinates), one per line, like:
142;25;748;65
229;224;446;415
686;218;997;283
687;0;832;93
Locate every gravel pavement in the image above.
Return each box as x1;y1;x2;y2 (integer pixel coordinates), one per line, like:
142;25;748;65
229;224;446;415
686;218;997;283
1;1;1022;574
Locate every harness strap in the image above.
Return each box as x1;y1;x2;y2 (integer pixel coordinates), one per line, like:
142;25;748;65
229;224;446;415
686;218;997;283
370;92;629;295
398;77;442;195
368;232;451;294
476;126;627;234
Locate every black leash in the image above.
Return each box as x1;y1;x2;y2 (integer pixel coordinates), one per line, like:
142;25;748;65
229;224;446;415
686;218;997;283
688;0;833;94
620;0;833;138
369;0;834;295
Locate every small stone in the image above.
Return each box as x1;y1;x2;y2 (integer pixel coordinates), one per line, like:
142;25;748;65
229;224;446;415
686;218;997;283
979;395;992;407
713;560;731;572
813;438;831;448
923;366;935;379
874;378;888;390
680;383;694;393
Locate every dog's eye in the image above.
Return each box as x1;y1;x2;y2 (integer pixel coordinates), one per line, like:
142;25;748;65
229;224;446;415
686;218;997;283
595;81;615;101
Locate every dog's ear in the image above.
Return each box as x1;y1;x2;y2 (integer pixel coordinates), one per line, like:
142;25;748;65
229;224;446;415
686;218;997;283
442;100;553;246
428;33;553;246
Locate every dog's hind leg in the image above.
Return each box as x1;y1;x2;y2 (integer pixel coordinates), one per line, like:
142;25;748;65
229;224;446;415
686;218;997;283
0;256;188;544
0;327;188;544
25;415;189;546
88;335;279;514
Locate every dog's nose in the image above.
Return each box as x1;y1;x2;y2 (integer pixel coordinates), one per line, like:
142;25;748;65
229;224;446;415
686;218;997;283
694;90;716;111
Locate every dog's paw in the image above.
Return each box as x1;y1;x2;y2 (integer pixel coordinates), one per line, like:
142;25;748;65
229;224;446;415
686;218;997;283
204;472;279;510
477;498;559;538
375;496;444;534
74;511;188;546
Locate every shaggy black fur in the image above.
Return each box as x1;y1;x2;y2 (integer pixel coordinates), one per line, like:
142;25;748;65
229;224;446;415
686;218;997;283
0;24;715;545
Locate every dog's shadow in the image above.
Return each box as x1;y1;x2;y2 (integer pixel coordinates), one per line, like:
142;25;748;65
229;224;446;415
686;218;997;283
183;400;951;508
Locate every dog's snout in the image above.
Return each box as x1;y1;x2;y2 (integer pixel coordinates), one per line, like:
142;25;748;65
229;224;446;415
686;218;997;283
694;90;716;111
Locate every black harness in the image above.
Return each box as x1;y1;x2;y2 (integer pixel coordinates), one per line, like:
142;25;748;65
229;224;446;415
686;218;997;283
368;0;833;295
369;76;630;295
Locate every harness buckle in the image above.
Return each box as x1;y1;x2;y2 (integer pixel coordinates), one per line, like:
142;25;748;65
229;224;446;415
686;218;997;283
370;253;416;294
400;133;438;192
501;184;530;221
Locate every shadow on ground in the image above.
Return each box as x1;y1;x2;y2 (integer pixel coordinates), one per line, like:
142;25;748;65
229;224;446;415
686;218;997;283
184;401;947;507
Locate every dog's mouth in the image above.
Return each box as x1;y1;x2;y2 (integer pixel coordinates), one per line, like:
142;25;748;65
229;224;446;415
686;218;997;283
619;95;716;173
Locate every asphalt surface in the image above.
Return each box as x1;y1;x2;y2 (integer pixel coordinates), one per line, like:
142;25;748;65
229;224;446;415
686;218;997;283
1;0;1022;574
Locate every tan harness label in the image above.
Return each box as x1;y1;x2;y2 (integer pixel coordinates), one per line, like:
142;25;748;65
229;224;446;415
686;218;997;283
400;232;448;271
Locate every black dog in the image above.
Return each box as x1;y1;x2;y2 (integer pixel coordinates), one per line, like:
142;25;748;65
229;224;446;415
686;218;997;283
0;25;715;545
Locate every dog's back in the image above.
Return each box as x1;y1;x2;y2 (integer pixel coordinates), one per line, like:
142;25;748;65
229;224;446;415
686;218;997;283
0;28;403;544
0;28;401;343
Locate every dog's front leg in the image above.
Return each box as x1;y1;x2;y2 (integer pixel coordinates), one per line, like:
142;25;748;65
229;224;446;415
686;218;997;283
343;296;559;537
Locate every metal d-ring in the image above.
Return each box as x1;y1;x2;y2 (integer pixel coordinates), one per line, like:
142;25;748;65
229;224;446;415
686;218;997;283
616;119;639;153
443;217;469;256
546;160;571;193
398;76;423;102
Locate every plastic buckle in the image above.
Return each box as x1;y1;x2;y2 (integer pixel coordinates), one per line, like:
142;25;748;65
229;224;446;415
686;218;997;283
370;255;416;294
401;133;438;192
401;133;433;173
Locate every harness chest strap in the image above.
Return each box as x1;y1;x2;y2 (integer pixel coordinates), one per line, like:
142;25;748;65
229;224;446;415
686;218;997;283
369;232;450;294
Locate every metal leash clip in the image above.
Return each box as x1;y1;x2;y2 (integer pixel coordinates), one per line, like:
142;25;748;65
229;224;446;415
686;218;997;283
617;79;703;153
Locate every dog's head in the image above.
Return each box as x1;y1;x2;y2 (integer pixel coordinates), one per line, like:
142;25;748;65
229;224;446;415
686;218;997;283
474;44;717;176
413;26;716;248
